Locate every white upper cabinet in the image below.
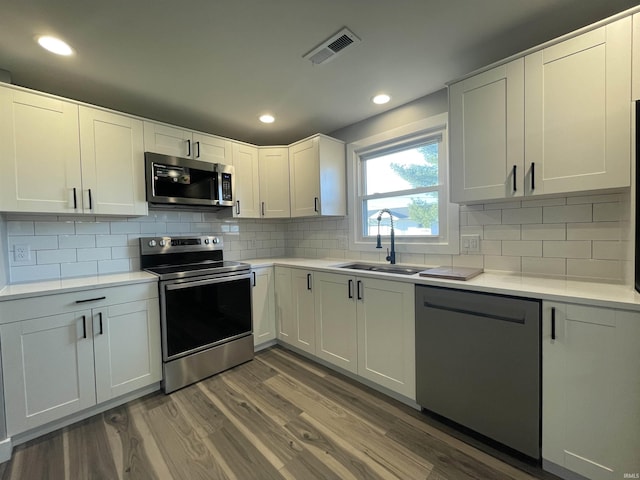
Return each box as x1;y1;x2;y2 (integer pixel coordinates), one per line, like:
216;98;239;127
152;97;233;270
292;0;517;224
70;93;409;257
449;59;524;203
0;87;82;213
231;142;261;218
525;17;631;195
450;16;632;203
0;86;147;215
258;147;290;218
143;121;232;164
289;134;346;217
633;13;640;100
79;107;147;216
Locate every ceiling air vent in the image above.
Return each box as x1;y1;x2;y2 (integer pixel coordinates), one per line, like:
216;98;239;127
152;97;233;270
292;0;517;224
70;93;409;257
303;28;361;65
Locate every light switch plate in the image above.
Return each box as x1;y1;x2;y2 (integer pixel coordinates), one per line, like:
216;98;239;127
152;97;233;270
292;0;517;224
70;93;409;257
461;234;480;253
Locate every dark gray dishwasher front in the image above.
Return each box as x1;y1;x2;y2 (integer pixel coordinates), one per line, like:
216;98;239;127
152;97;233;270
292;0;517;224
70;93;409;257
415;285;541;460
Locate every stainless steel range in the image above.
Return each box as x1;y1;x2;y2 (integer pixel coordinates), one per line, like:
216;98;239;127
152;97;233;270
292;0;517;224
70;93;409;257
140;235;253;393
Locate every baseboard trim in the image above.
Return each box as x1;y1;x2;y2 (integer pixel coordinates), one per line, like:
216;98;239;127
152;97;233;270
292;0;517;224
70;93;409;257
0;438;12;464
543;459;590;480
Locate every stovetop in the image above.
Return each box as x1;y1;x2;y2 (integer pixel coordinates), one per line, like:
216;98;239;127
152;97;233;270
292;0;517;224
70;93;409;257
140;235;250;280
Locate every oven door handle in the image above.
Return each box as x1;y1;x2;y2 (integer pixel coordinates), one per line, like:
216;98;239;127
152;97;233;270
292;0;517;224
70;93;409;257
164;273;251;291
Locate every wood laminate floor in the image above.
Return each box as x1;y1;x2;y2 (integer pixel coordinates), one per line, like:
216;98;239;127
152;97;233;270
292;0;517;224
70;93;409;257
0;346;557;480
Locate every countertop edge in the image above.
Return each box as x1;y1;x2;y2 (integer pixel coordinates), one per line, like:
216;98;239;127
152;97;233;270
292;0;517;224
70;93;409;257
0;271;159;301
246;258;640;311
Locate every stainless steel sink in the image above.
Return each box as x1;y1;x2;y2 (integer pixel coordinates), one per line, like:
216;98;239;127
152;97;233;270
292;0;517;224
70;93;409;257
337;262;425;275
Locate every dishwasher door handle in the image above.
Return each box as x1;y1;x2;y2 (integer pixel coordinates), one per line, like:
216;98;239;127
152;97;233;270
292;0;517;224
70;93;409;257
423;301;525;324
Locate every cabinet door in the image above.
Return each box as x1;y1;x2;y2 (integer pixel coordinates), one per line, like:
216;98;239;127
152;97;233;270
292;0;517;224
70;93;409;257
449;59;524;203
0;312;96;436
314;272;357;373
291;269;316;355
289;137;320;217
143;121;192;157
252;267;276;346
79;107;147;215
633;13;640;100
0;88;82;213
543;302;640;479
258;147;290;218
93;300;161;403
274;267;294;342
356;278;415;399
525;17;631;195
231;142;261;218
193;132;232;164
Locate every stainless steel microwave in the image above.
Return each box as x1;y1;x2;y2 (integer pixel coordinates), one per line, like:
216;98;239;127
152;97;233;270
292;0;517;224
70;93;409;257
145;152;234;208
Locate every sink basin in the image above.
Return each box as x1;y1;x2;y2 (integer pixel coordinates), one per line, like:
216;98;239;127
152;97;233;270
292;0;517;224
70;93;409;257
337;262;425;275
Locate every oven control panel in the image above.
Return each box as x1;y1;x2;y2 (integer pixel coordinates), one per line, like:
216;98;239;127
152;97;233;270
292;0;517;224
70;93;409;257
140;235;222;255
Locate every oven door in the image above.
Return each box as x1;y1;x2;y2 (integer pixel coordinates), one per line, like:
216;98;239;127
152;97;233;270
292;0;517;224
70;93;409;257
159;272;252;361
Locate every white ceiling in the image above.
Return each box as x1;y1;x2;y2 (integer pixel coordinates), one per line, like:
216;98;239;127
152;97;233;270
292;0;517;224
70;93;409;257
0;0;638;145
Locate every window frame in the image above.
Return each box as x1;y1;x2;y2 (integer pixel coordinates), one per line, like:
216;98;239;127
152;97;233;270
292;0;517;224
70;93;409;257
346;113;459;255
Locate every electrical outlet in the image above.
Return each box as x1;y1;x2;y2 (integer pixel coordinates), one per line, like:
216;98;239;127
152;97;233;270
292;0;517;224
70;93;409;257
14;244;31;262
461;234;481;253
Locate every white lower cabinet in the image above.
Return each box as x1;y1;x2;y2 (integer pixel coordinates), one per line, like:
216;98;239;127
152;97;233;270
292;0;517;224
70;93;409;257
274;267;316;355
252;267;276;347
0;283;161;436
542;302;640;480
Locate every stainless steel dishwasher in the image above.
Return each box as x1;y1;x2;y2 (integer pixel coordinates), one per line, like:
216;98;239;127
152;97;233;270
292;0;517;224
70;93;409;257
415;285;541;460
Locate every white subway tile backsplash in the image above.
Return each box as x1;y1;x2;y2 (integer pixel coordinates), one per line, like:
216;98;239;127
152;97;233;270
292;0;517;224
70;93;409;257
110;222;141;234
480;240;502;255
452;255;484;268
543;241;591;259
111;246;138;259
502;241;542;257
521;257;566;276
34;221;75;235
567;222;620;241
140;222;166;234
59;235;96;249
96;235;129;248
484;201;521;210
567;259;622;280
521;224;566;241
61;261;98;278
592;202;620;222
7;221;34;235
166;223;191;233
501;208;542;225
543;204;592;224
484;255;521;272
592;241;622;260
424;254;453;267
467;210;502;225
9;235;58;251
37;249;77;265
521;197;566;207
75;222;110;235
77;247;112;262
11;264;60;283
484;225;520;240
566;193;621;205
98;258;131;275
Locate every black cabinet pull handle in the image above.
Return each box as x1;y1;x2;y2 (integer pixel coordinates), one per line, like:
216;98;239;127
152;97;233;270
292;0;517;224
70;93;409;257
187;139;191;157
357;280;363;300
99;312;103;335
236;200;240;215
551;307;556;340
252;271;256;287
261;202;265;216
196;141;200;158
314;197;319;212
348;279;353;299
307;273;312;290
88;188;93;210
531;162;535;191
73;187;77;209
75;296;106;304
82;315;87;339
512;165;517;192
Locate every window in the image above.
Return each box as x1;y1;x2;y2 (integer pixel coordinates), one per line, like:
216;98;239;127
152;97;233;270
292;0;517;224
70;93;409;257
347;114;459;255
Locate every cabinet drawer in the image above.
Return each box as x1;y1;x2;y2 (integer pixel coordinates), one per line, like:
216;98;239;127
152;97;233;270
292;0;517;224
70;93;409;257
0;282;158;324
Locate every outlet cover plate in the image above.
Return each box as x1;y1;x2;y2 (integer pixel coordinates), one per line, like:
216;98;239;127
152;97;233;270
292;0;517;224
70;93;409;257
14;244;31;262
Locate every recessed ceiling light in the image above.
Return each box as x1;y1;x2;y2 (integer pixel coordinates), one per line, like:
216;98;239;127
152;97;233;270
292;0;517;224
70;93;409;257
372;94;391;105
259;114;275;124
36;36;74;56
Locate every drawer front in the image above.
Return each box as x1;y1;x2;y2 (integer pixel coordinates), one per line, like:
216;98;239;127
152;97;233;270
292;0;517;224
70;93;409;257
0;282;158;324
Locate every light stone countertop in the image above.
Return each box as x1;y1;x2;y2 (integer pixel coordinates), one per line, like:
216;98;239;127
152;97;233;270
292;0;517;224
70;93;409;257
0;271;158;301
246;257;640;311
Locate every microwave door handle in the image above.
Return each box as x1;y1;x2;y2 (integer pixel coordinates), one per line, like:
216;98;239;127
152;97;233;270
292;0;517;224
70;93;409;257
164;273;252;291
